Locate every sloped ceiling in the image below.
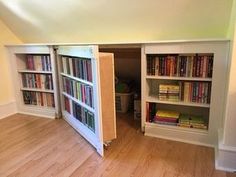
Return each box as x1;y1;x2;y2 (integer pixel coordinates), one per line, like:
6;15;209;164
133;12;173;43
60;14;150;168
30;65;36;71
0;0;233;43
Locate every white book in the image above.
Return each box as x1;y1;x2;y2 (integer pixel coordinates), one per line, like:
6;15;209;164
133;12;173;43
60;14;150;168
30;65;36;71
62;57;67;74
68;58;73;76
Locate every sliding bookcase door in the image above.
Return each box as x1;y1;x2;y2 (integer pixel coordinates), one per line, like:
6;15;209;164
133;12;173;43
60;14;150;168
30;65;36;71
57;45;104;156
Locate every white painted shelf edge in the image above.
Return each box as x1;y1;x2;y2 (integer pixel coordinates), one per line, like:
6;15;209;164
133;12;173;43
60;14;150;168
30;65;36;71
146;75;212;81
20;88;54;93
20;104;55;112
145;122;208;135
146;97;210;108
18;70;52;74
60;72;93;86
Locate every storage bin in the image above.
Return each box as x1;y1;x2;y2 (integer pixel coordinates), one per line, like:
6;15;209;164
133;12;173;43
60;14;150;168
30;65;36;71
115;92;133;113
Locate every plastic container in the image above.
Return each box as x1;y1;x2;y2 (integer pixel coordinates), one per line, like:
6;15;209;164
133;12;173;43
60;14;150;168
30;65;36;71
115;92;133;113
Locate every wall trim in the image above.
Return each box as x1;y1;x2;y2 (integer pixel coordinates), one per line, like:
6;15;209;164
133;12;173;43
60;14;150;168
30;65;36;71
215;129;236;172
215;146;236;172
0;101;17;119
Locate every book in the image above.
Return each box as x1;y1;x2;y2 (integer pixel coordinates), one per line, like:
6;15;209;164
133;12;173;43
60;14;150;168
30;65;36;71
146;54;213;78
156;110;180;119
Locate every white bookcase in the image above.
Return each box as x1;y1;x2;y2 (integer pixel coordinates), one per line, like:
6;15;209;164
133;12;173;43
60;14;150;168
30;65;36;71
8;45;116;156
141;41;229;146
8;45;60;118
57;46;116;156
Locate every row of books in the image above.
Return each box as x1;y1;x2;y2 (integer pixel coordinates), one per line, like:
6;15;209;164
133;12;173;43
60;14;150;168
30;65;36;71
64;97;95;132
22;74;53;90
159;84;180;102
23;91;55;107
178;114;207;129
25;55;51;71
158;82;211;104
154;109;179;126
146;104;208;130
61;56;92;82
62;77;93;108
147;54;213;78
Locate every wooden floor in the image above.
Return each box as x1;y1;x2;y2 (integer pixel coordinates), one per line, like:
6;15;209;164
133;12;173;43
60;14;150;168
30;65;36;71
0;114;235;177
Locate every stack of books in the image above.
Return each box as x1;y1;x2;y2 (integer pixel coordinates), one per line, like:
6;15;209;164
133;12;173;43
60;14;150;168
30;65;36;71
159;84;180;101
154;109;180;126
178;114;207;130
182;82;211;104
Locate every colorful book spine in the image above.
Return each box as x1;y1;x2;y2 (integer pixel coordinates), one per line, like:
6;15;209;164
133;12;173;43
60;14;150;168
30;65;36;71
61;56;93;82
147;54;213;78
21;74;53;90
26;55;51;71
71;100;95;132
23;91;55;107
62;77;93;108
158;82;211;104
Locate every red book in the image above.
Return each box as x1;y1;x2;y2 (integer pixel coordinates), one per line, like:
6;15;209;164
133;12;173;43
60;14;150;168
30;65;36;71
154;116;178;123
199;56;203;77
192;56;197;77
166;57;171;76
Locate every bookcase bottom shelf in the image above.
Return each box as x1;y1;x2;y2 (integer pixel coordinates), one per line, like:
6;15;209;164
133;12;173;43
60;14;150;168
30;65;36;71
62;111;103;155
18;105;56;118
144;122;213;147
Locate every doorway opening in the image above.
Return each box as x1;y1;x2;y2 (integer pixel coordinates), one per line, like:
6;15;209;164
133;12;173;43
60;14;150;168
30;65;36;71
99;44;142;138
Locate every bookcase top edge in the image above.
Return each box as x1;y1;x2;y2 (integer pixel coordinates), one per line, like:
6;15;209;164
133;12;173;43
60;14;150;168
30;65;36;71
4;38;230;48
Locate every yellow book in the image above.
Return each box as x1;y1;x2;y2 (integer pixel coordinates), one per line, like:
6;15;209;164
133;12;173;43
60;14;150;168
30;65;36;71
156;110;180;119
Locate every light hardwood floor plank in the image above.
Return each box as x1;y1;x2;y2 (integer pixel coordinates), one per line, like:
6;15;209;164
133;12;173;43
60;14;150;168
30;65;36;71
0;113;235;177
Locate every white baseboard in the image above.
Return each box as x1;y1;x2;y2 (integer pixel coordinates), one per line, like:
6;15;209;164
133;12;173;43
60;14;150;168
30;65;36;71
215;129;236;172
0;101;17;119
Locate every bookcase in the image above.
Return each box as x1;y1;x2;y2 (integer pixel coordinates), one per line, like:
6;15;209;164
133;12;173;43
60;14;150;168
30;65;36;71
8;45;116;156
8;45;60;118
141;41;229;146
57;46;116;156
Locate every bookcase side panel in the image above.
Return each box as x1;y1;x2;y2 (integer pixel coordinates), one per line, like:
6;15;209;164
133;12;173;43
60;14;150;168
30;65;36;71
91;54;104;156
141;45;147;131
50;46;61;118
207;42;230;144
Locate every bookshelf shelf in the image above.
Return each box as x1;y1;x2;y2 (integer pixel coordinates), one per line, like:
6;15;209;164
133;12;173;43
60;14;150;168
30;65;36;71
60;72;93;86
146;96;210;108
21;87;54;93
146;75;212;82
62;91;95;113
145;122;208;135
18;70;53;74
22;104;55;110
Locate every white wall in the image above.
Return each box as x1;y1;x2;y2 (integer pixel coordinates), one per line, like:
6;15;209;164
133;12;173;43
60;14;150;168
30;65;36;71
0;18;22;104
0;0;232;43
